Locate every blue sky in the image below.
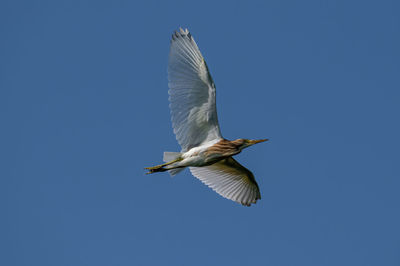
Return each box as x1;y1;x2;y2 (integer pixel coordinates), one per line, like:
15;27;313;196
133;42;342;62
1;0;399;265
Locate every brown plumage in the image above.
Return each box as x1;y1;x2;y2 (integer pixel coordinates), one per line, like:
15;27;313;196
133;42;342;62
204;139;244;157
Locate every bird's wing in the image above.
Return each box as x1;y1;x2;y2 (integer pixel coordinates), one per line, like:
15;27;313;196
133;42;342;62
168;28;222;152
189;157;261;206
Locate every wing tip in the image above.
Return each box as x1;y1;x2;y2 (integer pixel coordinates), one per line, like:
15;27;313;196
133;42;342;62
219;186;261;207
240;197;261;207
171;27;192;42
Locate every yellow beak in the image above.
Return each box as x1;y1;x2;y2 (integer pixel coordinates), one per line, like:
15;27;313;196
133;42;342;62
249;139;269;145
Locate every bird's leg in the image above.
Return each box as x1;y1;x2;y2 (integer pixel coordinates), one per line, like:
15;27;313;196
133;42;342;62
145;157;183;174
145;158;182;170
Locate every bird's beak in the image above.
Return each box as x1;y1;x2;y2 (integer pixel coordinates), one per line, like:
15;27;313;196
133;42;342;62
249;139;269;145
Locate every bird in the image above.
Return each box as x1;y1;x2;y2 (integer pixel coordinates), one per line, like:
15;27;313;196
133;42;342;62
145;28;268;206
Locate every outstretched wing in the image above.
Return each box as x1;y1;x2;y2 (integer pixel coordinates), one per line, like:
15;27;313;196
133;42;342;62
168;28;222;152
189;157;261;206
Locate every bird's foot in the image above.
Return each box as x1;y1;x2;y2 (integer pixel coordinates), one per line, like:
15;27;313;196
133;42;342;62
145;158;183;174
145;164;167;174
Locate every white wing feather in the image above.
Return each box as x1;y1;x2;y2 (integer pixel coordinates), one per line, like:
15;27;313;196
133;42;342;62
190;157;261;206
168;28;222;152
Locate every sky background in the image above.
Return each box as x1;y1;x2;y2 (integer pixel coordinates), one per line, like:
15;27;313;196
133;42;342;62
1;0;399;265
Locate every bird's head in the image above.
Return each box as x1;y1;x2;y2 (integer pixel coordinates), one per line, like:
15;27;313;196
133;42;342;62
234;138;268;151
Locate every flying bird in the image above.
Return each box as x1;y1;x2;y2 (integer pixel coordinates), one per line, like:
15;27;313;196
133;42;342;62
145;28;268;206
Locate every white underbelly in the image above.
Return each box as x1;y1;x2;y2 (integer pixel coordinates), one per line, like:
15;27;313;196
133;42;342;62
178;139;222;167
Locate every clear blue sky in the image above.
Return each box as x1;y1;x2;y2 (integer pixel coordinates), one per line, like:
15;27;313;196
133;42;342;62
1;1;399;265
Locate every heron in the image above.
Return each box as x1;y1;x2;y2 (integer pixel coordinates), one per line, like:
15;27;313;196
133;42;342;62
145;28;268;206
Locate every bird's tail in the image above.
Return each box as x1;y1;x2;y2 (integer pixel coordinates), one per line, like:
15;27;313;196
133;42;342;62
163;151;181;163
163;152;185;176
